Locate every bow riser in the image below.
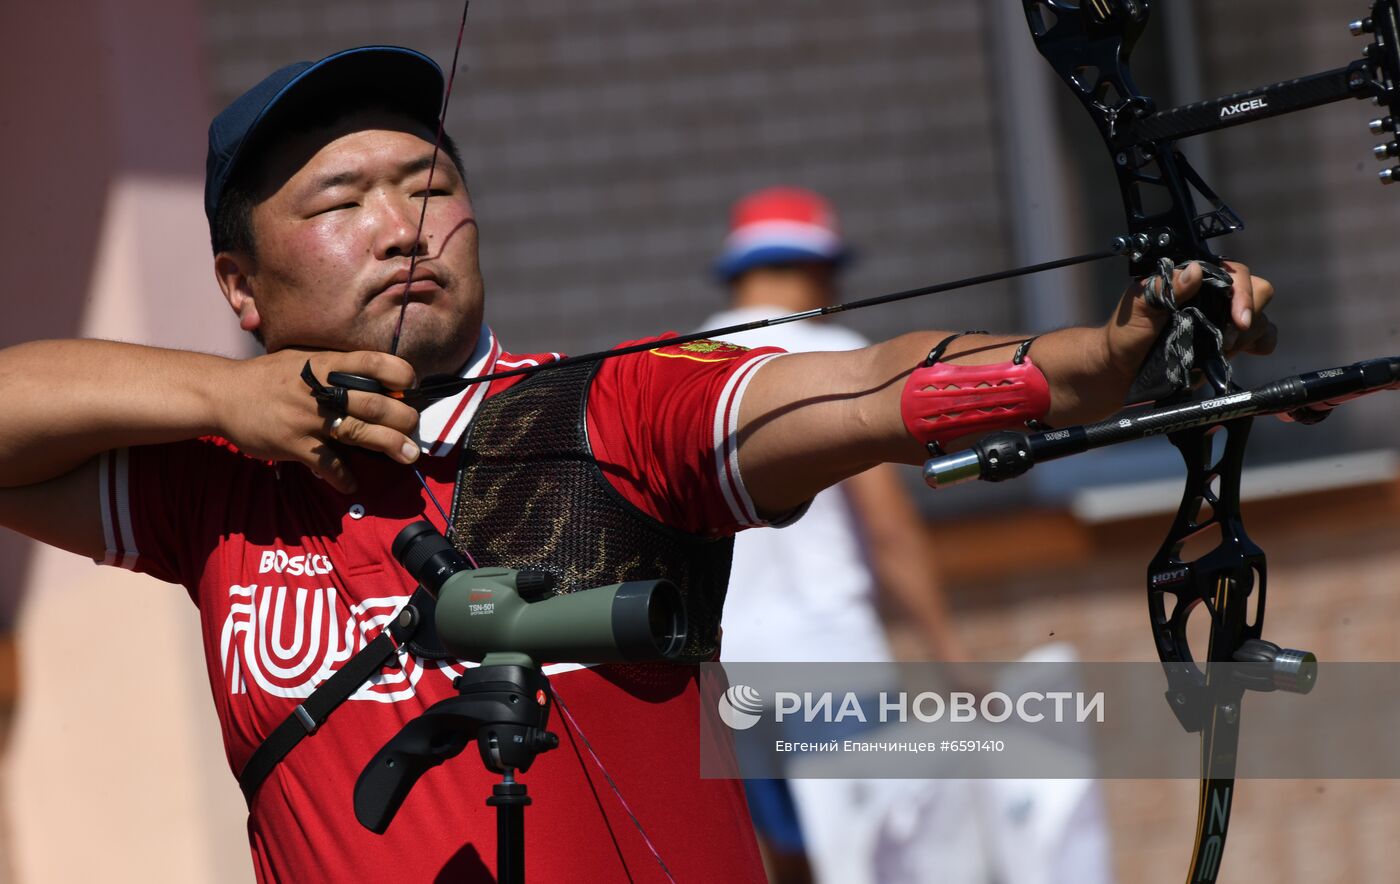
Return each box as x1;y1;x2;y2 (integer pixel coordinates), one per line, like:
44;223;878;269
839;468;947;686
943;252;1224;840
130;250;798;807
1025;0;1241;402
1148;419;1264;689
1147;421;1258;881
1024;0;1231;281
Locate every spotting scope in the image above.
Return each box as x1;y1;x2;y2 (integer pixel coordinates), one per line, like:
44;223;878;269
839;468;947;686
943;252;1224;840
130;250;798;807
392;521;688;663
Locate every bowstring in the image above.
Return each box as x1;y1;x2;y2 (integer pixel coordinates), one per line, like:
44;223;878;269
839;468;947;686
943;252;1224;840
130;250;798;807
388;1;470;361
382;7;671;878
390;1;470;549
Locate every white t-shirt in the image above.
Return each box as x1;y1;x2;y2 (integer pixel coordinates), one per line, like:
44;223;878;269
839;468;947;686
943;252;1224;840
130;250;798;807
702;306;891;663
702;309;1115;884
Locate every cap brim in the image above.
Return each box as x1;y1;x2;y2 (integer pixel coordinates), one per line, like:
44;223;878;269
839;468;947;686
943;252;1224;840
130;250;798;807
213;47;444;220
256;46;444;131
715;245;850;282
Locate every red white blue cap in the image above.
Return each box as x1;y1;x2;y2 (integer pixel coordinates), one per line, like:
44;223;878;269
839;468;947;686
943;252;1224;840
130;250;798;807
715;187;850;281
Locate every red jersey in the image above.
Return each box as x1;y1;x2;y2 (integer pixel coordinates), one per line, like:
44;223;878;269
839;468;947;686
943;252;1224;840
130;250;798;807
97;327;785;883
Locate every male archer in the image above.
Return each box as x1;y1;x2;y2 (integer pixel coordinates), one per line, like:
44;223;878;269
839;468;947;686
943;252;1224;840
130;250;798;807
0;47;1276;882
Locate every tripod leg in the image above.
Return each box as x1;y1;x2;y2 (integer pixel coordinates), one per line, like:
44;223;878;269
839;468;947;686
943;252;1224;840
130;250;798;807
489;778;531;884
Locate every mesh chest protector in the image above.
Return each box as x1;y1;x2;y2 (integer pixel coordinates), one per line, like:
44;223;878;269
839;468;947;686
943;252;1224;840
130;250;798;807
449;358;734;663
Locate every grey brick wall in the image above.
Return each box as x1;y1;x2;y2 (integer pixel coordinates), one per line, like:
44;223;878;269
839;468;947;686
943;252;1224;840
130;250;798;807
200;0;1398;476
202;1;1016;353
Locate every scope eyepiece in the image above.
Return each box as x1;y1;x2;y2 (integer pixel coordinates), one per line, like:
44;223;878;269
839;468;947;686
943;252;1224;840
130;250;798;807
393;520;471;595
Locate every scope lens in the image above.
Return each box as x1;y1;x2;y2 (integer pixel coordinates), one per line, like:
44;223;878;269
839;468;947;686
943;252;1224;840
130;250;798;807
392;521;471;595
609;580;688;660
647;583;686;658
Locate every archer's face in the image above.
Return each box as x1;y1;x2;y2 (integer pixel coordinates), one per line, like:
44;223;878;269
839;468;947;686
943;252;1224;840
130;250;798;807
225;109;484;377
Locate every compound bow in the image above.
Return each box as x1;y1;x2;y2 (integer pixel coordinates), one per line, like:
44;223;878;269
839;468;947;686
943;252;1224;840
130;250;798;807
919;3;1400;881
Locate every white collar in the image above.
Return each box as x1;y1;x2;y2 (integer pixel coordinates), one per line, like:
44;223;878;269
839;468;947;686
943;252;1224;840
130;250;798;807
414;324;500;457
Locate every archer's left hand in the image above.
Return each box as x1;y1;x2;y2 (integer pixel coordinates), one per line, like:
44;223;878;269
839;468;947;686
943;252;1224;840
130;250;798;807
1105;259;1278;376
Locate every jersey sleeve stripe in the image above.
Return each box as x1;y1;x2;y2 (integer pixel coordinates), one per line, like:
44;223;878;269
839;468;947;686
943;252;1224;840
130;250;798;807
712;358;756;525
712;352;784;528
98;448;139;570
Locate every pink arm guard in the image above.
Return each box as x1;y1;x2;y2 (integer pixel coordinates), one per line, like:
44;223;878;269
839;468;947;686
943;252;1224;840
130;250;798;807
900;338;1052;455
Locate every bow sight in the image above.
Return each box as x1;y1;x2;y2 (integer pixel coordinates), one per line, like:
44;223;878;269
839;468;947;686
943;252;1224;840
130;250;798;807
1027;0;1400;279
1027;0;1400;404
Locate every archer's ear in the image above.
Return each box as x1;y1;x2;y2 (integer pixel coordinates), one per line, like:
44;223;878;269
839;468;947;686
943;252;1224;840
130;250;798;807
214;252;263;334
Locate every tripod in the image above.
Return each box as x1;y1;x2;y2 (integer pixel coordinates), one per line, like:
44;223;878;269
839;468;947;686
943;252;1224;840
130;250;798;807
354;656;559;884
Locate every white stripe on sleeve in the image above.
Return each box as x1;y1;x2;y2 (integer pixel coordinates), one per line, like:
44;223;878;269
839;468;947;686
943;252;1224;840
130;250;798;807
98;448;140;570
711;352;785;527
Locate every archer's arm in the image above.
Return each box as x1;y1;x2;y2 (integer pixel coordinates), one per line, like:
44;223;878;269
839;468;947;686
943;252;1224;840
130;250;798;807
737;261;1276;516
0;339;420;555
0;340;236;559
0;340;236;488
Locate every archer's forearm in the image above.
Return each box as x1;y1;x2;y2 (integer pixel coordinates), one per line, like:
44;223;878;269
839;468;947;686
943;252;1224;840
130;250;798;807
736;324;1121;515
853;325;1126;452
0;339;235;486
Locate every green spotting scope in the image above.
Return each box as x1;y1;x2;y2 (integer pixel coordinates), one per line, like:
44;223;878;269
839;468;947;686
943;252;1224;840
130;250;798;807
392;521;688;663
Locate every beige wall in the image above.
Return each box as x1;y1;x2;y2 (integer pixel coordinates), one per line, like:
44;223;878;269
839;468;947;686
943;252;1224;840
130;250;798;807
1;1;252;881
909;477;1400;884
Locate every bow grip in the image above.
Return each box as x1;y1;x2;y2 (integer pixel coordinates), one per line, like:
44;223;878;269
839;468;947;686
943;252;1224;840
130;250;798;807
1127;279;1235;404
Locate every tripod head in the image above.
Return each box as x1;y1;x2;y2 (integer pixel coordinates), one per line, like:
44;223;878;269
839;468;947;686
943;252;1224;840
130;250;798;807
353;661;557;834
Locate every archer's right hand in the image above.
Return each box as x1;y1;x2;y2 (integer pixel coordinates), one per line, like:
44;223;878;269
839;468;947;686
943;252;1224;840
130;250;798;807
219;350;419;493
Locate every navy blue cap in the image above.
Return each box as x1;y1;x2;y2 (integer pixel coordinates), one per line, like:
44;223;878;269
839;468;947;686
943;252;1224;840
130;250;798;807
204;46;445;239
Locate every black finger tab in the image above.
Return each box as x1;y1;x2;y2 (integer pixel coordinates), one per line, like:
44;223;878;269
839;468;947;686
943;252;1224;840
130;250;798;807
301;361;351;416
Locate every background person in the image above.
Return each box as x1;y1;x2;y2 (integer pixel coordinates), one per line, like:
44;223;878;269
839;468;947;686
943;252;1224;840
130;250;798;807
705;187;1115;884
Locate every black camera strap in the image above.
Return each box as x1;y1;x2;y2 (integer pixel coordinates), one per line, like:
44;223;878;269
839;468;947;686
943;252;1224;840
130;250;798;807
237;586;439;806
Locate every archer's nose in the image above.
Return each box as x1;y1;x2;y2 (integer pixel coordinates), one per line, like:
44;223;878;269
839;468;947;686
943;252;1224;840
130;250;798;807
374;197;428;261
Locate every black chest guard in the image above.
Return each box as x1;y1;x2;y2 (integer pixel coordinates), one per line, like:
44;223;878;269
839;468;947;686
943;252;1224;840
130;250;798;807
449;358;734;662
